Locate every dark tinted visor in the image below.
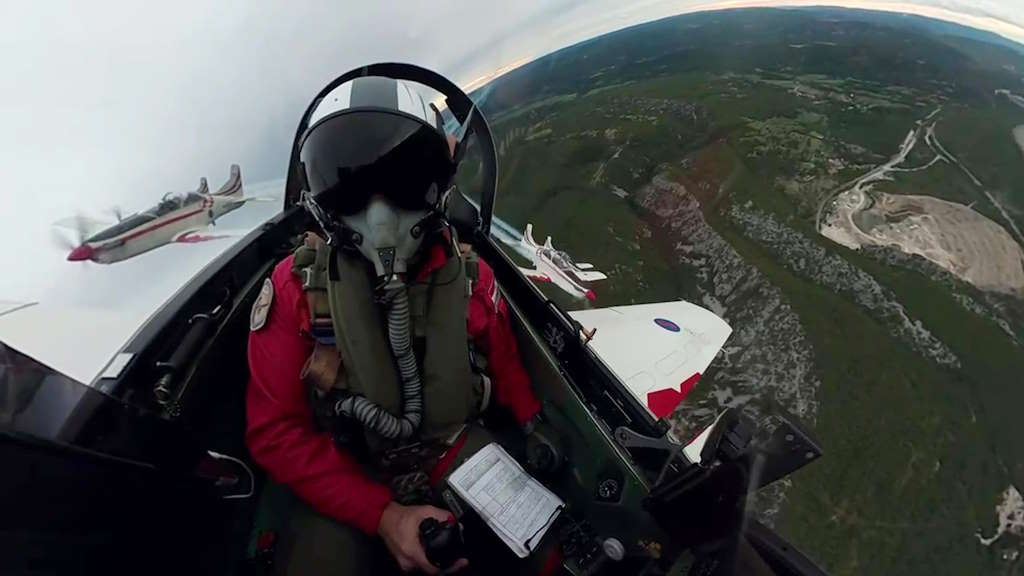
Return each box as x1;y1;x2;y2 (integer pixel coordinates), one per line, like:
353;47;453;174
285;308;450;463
299;110;454;215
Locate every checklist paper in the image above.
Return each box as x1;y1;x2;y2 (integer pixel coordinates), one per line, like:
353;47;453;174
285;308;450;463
446;442;564;558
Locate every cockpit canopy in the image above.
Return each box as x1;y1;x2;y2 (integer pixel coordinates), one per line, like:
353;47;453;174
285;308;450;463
155;192;205;216
539;247;576;271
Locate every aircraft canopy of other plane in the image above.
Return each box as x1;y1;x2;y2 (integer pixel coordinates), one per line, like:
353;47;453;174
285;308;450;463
539;247;575;271
156;191;205;214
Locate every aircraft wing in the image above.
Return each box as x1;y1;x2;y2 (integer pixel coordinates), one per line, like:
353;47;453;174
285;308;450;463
568;301;732;420
0;300;138;385
574;270;608;282
233;196;277;203
518;267;551;283
172;228;246;244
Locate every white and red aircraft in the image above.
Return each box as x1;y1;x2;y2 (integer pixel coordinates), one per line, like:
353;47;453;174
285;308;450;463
469;216;729;421
569;301;731;422
58;165;263;264
517;223;608;301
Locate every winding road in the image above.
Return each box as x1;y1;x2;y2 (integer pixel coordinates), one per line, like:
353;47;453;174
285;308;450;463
816;106;1024;247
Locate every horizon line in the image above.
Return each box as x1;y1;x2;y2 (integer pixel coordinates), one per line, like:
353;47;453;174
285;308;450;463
460;1;1024;92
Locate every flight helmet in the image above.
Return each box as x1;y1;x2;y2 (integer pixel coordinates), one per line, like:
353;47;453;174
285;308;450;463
297;75;456;281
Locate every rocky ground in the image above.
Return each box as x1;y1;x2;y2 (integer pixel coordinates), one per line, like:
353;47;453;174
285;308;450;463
634;172;821;523
729;203;961;367
863;245;1021;342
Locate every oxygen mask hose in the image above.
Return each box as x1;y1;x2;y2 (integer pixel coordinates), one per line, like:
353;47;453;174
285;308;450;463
333;195;431;440
335;280;424;440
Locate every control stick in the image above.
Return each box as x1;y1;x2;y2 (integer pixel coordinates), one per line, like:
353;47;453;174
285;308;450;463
419;517;466;569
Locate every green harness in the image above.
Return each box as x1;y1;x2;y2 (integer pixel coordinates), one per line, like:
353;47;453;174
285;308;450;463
292;233;488;454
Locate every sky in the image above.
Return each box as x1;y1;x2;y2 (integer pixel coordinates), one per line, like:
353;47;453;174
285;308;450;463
1;0;1023;380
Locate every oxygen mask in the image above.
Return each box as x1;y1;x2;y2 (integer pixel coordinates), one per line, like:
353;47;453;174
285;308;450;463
340;195;430;290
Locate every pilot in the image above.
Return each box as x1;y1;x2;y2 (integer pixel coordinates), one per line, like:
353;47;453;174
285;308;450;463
246;75;546;575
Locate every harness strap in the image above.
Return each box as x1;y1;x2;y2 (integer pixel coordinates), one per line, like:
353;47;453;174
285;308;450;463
300;340;343;393
292;230;491;414
294;232;335;345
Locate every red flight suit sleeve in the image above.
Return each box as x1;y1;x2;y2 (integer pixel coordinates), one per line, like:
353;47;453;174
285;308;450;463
246;255;391;535
467;257;542;425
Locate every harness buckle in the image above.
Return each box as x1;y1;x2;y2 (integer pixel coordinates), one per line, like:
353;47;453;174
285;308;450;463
309;318;336;345
301;267;314;290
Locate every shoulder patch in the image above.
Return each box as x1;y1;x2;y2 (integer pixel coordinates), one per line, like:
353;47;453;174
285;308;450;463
250;278;274;331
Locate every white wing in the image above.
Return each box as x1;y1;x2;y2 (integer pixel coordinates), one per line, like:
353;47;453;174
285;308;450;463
569;301;732;420
172;227;247;244
233;196;276;203
0;300;138;385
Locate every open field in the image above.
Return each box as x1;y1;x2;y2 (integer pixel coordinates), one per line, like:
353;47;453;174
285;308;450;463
824;191;1024;293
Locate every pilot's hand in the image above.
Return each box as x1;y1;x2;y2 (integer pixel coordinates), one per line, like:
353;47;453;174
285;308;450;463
378;501;469;574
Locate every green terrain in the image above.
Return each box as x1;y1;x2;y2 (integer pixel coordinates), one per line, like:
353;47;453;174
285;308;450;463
469;7;1024;575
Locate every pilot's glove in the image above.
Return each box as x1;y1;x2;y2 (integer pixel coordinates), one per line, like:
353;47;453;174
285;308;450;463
523;412;564;475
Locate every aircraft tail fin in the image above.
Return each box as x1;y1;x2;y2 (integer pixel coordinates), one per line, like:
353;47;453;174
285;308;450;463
214;164;243;197
523;223;538;247
544;236;553;249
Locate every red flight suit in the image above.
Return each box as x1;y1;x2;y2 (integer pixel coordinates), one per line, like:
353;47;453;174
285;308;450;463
246;242;541;534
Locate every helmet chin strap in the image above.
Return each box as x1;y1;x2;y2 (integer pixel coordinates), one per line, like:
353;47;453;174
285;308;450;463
300;191;338;245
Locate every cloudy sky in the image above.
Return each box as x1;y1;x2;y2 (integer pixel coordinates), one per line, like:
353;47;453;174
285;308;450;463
1;0;1022;380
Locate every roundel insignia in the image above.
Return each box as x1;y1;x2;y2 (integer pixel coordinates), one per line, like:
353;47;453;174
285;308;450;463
250;278;274;331
654;318;680;332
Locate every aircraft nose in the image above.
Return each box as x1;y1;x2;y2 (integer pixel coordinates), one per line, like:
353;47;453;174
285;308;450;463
67;244;95;261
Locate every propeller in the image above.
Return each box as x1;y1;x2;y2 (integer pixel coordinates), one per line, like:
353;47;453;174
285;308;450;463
53;213;91;244
109;206;124;222
51;227;78;251
52;213;98;262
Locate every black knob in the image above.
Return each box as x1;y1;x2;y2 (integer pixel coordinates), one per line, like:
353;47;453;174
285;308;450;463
419;517;465;569
528;443;556;472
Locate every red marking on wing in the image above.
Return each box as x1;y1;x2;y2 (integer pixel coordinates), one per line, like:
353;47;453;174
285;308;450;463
528;273;551;283
175;231;230;243
679;372;701;400
585;289;596;301
646;372;701;419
